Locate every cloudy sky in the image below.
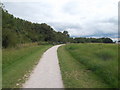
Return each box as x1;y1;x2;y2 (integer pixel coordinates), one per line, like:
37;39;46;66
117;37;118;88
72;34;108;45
2;0;119;39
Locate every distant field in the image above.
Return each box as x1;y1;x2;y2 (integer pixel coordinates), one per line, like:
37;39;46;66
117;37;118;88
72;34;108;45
58;43;118;88
2;45;52;88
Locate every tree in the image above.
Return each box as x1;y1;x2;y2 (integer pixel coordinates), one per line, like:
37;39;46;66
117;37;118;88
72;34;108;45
63;31;70;37
102;38;113;43
2;8;72;48
2;29;17;48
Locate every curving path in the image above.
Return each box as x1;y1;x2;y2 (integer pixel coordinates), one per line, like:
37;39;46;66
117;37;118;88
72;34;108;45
23;45;64;88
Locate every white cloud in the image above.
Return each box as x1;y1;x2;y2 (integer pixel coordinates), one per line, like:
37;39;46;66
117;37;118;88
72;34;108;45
2;0;119;38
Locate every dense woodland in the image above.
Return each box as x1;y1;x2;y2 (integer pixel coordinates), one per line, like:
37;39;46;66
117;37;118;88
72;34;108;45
2;9;71;48
2;7;113;48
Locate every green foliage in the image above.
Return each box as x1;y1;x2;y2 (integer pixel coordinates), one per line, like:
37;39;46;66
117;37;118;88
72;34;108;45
74;37;113;43
58;45;109;88
38;41;50;45
2;28;17;48
102;38;113;43
64;43;118;88
2;9;70;48
95;49;114;61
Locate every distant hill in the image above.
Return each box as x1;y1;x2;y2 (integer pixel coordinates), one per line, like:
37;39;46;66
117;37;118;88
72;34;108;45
2;9;70;48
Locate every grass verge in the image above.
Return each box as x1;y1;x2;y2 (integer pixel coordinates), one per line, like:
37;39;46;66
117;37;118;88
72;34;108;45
2;45;52;88
58;43;118;88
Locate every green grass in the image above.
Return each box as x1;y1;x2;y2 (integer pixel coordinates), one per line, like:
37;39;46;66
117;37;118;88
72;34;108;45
0;49;1;89
58;43;118;88
2;45;52;88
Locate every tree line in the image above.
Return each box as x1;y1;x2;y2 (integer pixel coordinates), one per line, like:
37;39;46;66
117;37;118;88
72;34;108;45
2;9;71;48
73;37;113;43
2;8;113;48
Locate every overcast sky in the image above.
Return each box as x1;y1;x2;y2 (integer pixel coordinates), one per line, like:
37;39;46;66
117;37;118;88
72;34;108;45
2;0;119;38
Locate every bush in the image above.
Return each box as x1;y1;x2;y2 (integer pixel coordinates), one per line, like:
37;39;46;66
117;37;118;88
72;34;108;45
2;29;17;48
38;41;49;45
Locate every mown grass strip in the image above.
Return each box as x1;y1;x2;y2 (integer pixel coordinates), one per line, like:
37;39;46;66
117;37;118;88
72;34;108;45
2;45;52;88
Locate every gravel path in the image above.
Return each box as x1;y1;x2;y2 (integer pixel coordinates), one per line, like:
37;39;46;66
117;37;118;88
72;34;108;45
23;45;64;88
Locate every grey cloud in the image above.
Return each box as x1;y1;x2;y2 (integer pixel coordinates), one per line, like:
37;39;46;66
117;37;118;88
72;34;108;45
3;0;118;38
99;17;118;25
62;1;80;15
48;20;118;38
83;33;118;38
4;2;53;22
48;22;82;31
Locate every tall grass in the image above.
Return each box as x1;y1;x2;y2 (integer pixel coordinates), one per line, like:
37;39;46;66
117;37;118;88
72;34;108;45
65;43;118;88
2;45;52;88
58;45;109;88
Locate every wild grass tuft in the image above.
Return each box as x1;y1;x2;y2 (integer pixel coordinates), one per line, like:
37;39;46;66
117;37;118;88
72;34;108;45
59;43;118;88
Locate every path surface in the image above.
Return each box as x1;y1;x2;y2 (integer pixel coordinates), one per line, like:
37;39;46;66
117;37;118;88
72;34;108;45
23;45;64;88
